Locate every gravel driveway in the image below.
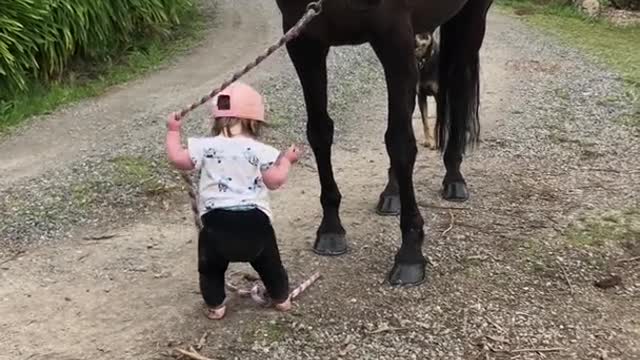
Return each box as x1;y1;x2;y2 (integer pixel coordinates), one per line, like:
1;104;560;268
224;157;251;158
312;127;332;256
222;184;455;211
0;2;638;360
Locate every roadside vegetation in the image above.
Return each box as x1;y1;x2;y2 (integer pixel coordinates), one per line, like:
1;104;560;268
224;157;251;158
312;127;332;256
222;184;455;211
497;0;640;127
0;0;206;133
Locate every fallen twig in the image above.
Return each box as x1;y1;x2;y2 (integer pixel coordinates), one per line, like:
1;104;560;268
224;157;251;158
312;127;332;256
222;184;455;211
485;317;505;333
174;348;213;360
0;250;26;266
195;331;210;351
366;324;414;335
83;234;119;241
502;347;565;354
442;210;455;237
456;222;495;234
617;256;640;264
413;321;431;330
419;202;470;211
486;344;565;354
556;257;575;295
485;335;510;344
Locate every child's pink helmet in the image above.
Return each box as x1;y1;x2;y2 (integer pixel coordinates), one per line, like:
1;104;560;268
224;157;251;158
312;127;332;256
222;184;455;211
211;81;266;122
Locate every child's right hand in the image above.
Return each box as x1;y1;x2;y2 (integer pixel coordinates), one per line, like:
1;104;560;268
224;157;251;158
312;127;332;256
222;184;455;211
283;145;300;164
166;112;181;132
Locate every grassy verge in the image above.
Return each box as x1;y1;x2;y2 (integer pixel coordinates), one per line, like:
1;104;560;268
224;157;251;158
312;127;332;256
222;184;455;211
496;0;640;125
564;208;640;248
0;5;209;134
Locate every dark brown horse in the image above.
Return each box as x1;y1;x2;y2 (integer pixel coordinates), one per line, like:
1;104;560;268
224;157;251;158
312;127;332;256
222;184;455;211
275;0;493;286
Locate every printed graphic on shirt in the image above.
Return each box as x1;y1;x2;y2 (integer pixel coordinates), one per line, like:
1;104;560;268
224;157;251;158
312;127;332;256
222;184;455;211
218;177;232;192
187;136;280;219
204;148;225;164
204;199;216;211
243;147;260;167
259;160;275;172
204;148;216;158
247;176;263;191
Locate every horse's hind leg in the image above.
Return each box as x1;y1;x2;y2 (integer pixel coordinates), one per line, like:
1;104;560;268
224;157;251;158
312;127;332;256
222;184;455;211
371;22;426;286
436;0;491;202
285;37;347;256
376;78;432;216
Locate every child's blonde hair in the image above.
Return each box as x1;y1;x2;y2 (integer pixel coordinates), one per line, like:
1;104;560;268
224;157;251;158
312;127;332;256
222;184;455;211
212;116;263;138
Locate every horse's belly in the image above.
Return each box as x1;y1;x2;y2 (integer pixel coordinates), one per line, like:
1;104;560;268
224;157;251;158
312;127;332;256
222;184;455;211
276;0;470;44
410;0;469;32
317;5;379;45
325;24;372;45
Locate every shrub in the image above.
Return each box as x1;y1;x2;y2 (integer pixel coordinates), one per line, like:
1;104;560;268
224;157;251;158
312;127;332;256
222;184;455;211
0;0;192;97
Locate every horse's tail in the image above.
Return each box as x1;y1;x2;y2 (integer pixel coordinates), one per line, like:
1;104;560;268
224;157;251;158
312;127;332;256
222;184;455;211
435;1;489;153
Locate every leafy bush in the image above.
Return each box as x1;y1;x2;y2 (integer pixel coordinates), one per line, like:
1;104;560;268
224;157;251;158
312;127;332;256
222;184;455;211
0;0;192;97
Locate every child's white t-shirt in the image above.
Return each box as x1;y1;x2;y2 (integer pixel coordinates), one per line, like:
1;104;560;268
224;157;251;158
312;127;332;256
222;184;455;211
187;135;281;220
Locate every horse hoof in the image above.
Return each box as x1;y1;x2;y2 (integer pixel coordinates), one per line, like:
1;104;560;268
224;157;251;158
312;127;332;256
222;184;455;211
313;233;347;256
387;262;426;287
442;182;469;202
376;194;401;216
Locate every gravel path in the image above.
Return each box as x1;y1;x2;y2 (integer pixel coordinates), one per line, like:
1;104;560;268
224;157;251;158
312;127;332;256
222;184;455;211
1;3;639;360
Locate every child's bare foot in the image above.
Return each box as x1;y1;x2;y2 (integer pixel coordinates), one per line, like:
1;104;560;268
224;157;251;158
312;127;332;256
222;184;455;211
274;298;292;311
205;305;226;320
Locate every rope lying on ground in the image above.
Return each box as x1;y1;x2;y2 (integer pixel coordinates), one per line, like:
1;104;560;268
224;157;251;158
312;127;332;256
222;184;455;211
174;0;325;231
226;272;321;306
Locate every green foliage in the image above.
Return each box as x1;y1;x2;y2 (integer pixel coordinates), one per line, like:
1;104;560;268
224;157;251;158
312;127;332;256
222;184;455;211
565;208;640;248
498;0;640;127
496;0;584;16
0;0;192;97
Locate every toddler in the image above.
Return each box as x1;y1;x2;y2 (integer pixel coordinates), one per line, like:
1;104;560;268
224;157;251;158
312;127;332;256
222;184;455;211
165;81;299;319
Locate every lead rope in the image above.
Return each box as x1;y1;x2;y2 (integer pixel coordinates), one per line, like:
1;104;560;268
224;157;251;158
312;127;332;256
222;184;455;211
174;0;324;231
226;271;321;306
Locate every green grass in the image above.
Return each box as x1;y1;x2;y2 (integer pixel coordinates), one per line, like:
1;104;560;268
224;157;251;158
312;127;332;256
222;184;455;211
496;0;640;124
111;156;156;184
564;208;640;248
253;320;290;344
0;5;207;134
110;155;180;196
68;155;179;209
70;182;98;209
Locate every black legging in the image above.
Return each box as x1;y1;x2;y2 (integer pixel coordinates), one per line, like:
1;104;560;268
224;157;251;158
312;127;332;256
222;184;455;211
198;208;289;307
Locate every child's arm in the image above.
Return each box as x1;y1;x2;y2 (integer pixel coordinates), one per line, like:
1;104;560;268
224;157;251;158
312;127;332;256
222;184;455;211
165;113;195;171
262;145;299;190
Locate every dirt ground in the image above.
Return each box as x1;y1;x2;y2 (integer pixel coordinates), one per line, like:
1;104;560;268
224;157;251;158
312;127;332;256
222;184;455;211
1;1;639;359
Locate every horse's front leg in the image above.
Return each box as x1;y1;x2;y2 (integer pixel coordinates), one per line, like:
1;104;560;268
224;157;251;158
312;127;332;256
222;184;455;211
286;37;347;256
371;25;426;286
376;167;400;216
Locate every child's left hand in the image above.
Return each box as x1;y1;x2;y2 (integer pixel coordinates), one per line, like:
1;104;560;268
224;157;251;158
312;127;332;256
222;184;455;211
283;144;300;164
166;112;182;132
